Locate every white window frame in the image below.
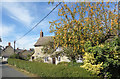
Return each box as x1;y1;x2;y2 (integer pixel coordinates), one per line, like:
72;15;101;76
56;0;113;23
45;57;49;62
58;56;61;61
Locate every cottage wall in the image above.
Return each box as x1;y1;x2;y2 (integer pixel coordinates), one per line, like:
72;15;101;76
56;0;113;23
32;46;71;65
32;31;71;64
32;46;44;59
56;56;70;65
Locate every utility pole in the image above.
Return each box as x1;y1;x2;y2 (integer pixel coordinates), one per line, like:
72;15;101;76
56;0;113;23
14;40;16;54
0;37;2;42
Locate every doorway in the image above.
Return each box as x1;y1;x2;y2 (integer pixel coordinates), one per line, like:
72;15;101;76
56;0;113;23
32;56;34;60
52;57;56;64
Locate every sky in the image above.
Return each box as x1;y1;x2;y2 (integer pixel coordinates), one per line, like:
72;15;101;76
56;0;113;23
0;2;61;49
0;0;118;50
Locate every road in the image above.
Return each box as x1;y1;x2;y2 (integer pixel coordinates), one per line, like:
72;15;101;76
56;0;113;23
0;62;31;78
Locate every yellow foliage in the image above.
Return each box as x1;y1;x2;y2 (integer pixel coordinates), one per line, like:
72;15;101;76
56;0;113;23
91;9;93;13
106;1;109;4
68;38;70;41
82;49;85;52
61;7;63;10
99;44;104;48
110;28;112;30
49;2;118;60
114;19;117;23
66;44;67;47
89;4;91;7
81;7;83;9
80;52;103;75
74;9;76;13
111;21;113;26
64;4;67;7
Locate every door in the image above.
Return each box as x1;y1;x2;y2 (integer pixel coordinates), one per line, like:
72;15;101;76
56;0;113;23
32;56;34;60
52;57;56;64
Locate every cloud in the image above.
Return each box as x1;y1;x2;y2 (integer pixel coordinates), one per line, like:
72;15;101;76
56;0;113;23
3;3;34;26
0;23;15;48
1;2;57;49
16;34;39;49
0;25;38;49
0;24;15;37
2;0;50;2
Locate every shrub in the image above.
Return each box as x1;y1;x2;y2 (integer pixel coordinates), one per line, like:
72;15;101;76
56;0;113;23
9;54;19;59
34;57;44;62
57;62;69;65
80;52;103;75
83;36;120;78
8;58;96;77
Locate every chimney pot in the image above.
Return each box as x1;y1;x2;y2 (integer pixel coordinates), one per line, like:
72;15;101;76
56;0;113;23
40;30;43;37
8;42;11;46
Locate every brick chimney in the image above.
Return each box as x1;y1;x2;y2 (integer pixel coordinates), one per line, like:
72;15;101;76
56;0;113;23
40;30;43;37
8;42;11;46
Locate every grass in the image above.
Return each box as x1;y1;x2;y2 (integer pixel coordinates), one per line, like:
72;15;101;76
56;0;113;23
8;58;97;77
6;64;38;77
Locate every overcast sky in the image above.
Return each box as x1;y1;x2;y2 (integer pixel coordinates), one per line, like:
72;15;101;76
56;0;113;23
1;2;60;49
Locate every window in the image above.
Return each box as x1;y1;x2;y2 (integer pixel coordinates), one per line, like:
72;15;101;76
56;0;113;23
32;56;34;60
46;57;48;61
58;56;61;61
45;57;49;61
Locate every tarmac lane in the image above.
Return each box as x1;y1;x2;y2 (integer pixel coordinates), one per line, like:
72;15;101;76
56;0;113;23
0;62;33;79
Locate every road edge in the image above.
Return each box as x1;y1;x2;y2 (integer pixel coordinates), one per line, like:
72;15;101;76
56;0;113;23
5;64;39;77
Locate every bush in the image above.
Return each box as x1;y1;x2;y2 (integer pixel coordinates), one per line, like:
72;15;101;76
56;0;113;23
34;57;44;62
83;36;120;78
57;62;69;65
9;54;19;59
57;62;83;67
8;58;97;77
80;52;103;75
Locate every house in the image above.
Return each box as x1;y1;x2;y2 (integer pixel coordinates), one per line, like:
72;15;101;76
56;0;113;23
1;42;14;62
1;42;14;58
31;30;70;65
16;48;34;60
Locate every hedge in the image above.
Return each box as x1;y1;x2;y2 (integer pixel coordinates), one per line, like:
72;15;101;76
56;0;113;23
8;58;97;77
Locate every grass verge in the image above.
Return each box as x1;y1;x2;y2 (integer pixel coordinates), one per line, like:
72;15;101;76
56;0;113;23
6;64;38;77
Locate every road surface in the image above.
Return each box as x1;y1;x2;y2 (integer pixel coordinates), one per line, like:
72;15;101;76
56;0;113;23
0;62;31;79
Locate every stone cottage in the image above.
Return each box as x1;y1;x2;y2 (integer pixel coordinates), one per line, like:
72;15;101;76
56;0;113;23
1;42;14;58
31;30;70;64
1;42;14;62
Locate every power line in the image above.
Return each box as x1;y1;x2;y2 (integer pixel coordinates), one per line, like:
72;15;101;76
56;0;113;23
16;2;61;42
